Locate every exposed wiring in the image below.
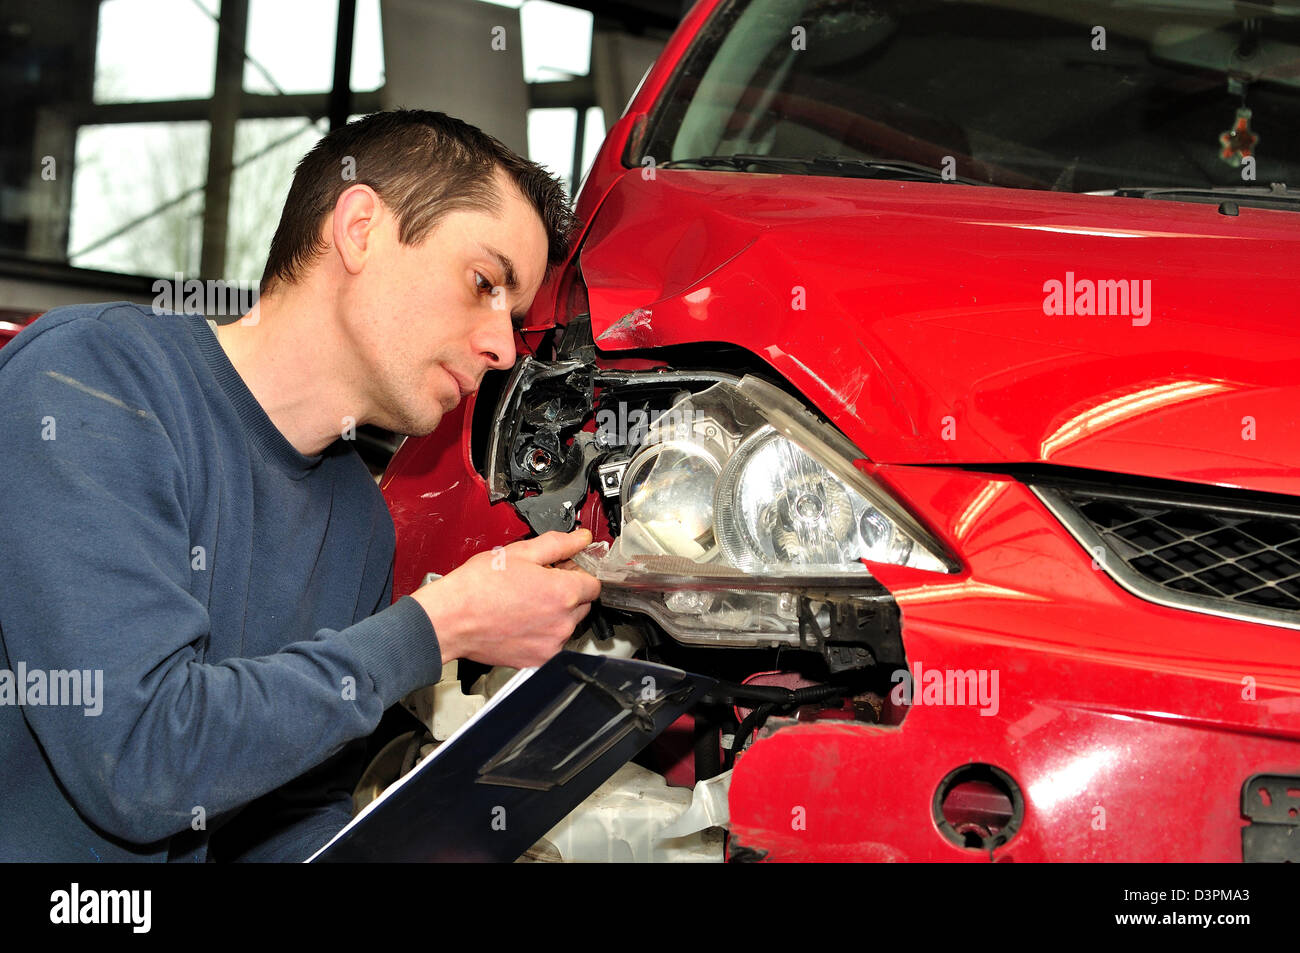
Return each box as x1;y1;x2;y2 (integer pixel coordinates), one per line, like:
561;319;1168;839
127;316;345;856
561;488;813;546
718;682;850;769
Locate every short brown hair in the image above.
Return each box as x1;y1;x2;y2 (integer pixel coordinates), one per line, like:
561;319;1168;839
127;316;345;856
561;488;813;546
260;109;577;295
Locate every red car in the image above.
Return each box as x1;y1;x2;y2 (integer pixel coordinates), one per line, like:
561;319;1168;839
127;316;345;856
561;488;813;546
0;314;38;348
387;0;1300;862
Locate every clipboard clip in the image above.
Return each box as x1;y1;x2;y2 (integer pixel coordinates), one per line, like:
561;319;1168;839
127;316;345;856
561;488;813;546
565;664;693;734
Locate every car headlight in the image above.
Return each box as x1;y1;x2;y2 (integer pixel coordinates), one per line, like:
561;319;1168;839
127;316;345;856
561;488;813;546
575;375;955;650
715;426;924;571
601;376;949;574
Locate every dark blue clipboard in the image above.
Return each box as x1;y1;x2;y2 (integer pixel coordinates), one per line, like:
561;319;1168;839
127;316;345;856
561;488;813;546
309;651;714;862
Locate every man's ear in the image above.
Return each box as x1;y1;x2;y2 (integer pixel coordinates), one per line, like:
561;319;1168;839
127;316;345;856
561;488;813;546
331;184;382;276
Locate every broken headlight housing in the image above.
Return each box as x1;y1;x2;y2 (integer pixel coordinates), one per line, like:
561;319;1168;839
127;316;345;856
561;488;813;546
487;329;956;665
573;376;955;654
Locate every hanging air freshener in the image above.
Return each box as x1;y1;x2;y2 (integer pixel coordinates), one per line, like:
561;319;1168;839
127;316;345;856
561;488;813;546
1219;107;1258;167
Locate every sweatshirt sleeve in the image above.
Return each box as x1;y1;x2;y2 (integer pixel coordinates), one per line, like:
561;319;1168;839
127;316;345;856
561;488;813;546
210;738;368;862
212;513;410;862
0;315;442;847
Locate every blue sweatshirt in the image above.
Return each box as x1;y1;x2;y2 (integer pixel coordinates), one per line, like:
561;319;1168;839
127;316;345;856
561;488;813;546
0;302;442;861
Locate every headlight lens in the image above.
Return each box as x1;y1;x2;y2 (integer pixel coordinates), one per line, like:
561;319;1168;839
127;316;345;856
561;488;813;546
620;441;723;562
718;427;876;571
605;377;950;575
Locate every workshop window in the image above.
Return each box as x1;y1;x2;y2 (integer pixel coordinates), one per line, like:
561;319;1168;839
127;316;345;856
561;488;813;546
3;0;385;288
94;0;220;103
520;0;592;82
2;0;611;296
68;120;210;275
226;117;330;283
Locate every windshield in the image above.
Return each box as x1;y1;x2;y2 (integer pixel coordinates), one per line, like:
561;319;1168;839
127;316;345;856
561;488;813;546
636;0;1300;192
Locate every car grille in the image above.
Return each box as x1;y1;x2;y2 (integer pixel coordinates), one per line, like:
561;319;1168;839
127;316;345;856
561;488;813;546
1032;481;1300;629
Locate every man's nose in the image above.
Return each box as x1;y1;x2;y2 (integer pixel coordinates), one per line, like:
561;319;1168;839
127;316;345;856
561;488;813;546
476;312;517;371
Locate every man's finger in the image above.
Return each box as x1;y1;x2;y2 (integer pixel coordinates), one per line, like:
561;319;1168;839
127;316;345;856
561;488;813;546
566;569;601;605
509;528;593;566
568;601;594;630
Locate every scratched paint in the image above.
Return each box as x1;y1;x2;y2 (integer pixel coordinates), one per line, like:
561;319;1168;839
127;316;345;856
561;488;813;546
595;308;654;347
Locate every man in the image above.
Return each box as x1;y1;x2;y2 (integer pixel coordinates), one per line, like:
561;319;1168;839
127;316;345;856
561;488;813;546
0;110;601;861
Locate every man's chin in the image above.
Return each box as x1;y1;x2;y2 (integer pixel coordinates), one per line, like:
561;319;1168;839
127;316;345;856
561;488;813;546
402;416;444;439
385;403;447;438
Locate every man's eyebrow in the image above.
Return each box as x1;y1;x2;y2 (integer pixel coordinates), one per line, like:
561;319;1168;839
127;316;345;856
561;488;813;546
481;243;530;328
480;244;519;292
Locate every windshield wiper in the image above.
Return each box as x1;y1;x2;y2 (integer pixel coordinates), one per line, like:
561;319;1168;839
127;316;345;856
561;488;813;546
658;154;813;173
806;154;986;185
660;153;985;185
1105;183;1300;212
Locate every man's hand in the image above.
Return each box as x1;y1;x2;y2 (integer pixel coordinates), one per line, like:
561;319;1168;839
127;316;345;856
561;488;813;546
410;529;602;669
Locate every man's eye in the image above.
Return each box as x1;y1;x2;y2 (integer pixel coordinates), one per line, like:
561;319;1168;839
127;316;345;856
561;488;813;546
475;271;525;329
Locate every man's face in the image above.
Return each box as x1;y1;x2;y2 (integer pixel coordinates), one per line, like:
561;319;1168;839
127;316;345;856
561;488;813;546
347;169;549;436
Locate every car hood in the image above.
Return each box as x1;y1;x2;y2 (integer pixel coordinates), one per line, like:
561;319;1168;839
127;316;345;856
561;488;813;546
579;169;1300;494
